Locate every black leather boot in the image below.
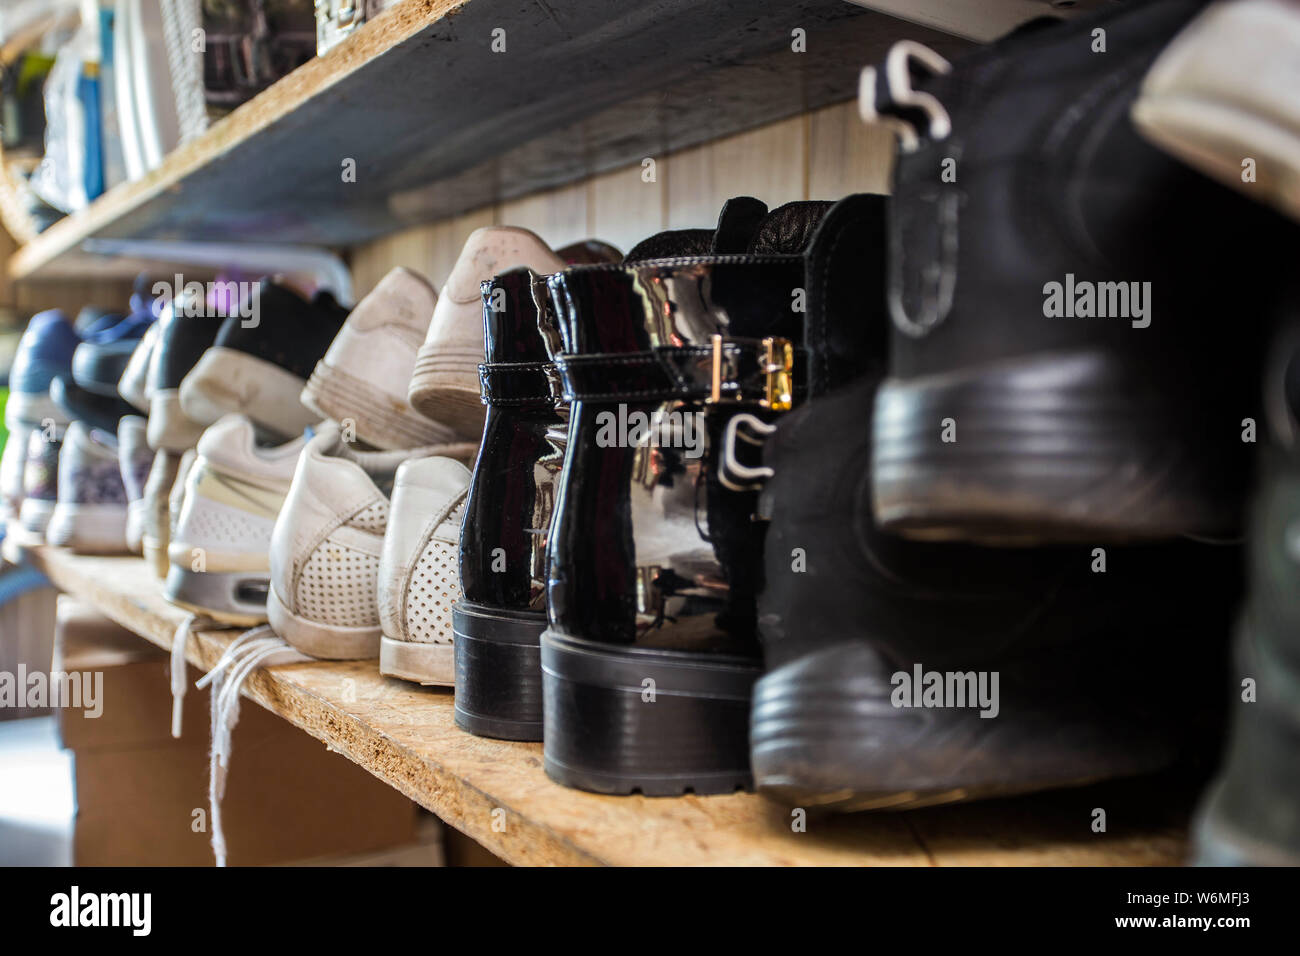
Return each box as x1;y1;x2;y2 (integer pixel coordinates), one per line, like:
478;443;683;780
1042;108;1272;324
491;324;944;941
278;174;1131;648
1194;329;1300;865
753;370;1237;810
541;250;811;795
863;0;1300;543
454;269;567;740
750;194;1238;810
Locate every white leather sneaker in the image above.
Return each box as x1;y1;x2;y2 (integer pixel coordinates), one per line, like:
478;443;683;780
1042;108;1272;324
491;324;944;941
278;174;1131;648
1133;0;1300;222
408;226;565;440
377;455;471;685
301;267;456;450
267;422;476;659
164;415;306;625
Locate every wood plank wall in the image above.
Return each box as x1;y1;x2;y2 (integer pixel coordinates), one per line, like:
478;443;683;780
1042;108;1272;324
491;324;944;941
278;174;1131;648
350;101;895;297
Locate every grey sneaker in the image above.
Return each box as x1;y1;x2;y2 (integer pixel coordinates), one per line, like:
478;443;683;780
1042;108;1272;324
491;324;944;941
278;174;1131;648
46;422;130;553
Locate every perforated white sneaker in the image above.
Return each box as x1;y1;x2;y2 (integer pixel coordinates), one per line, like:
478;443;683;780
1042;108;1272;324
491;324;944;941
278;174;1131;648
164;415;306;625
267;422;475;659
377;456;471;685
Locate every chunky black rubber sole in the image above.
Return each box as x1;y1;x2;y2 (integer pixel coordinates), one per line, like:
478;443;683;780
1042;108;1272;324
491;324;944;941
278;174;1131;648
751;641;1177;812
541;629;760;796
872;351;1246;543
453;601;545;741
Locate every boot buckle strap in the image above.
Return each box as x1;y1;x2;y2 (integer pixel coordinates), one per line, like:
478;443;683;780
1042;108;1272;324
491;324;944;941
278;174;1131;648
707;335;794;412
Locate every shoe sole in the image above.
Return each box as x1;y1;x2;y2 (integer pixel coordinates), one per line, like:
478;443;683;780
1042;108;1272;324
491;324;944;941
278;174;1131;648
871;351;1242;543
165;565;270;626
141;537;169;580
407;349;487;440
452;601;546;740
5;392;67;430
302;359;453;451
379;636;454;686
180;347;317;438
751;642;1171;812
18;498;55;535
541;629;759;796
45;503;129;553
147;390;206;452
125;499;146;554
267;585;379;659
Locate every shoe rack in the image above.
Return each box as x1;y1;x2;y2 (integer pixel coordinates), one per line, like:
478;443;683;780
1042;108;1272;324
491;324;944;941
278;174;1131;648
4;536;1196;867
1;0;1203;867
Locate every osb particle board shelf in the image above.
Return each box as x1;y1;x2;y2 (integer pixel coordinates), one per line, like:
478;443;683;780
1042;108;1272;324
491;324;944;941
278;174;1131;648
7;540;1200;866
10;0;970;281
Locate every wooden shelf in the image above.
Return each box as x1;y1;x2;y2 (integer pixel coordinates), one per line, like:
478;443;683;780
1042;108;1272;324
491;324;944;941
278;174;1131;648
9;0;970;281
4;537;1197;866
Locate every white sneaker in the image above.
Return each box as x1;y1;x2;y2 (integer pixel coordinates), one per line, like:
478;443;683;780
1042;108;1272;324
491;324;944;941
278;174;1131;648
301;267;456;450
407;227;564;440
377;456;472;685
1133;0;1300;222
267;422;476;659
164;415;306;625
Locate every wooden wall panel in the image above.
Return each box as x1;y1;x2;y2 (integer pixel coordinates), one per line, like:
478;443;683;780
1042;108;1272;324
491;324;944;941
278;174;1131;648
497;182;591;253
808;101;896;199
666;116;808;230
348;102;893;291
588;162;666;259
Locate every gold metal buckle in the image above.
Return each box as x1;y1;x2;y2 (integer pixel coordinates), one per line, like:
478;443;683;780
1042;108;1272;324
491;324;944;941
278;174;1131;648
708;335;794;410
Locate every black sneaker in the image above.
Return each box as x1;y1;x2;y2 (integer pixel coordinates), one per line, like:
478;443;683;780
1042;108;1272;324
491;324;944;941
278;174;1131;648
863;0;1300;543
178;280;347;439
147;294;222;452
49;375;138;435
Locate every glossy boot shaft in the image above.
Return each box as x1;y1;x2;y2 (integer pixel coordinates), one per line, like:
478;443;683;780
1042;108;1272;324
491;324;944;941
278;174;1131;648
543;254;807;794
454;269;567;740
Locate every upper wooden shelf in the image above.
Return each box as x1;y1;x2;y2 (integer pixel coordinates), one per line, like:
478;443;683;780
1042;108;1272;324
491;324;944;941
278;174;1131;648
5;536;1195;866
9;0;971;281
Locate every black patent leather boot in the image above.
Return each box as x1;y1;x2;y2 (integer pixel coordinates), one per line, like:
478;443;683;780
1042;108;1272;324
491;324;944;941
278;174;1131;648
454;269;565;740
542;254;807;795
453;198;824;741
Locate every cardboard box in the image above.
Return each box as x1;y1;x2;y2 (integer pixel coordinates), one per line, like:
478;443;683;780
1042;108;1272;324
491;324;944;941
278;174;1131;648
54;598;418;866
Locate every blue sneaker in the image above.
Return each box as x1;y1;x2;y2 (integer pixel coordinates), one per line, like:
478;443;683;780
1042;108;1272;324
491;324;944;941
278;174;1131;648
7;310;80;429
72;308;156;397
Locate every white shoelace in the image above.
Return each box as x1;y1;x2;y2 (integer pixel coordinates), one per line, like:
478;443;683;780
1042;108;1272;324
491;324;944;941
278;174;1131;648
171;613;204;738
192;625;310;866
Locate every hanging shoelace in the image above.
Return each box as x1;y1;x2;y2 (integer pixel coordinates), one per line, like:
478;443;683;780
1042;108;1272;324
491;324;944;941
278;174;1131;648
170;613;209;738
194;626;311;866
858;40;953;152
